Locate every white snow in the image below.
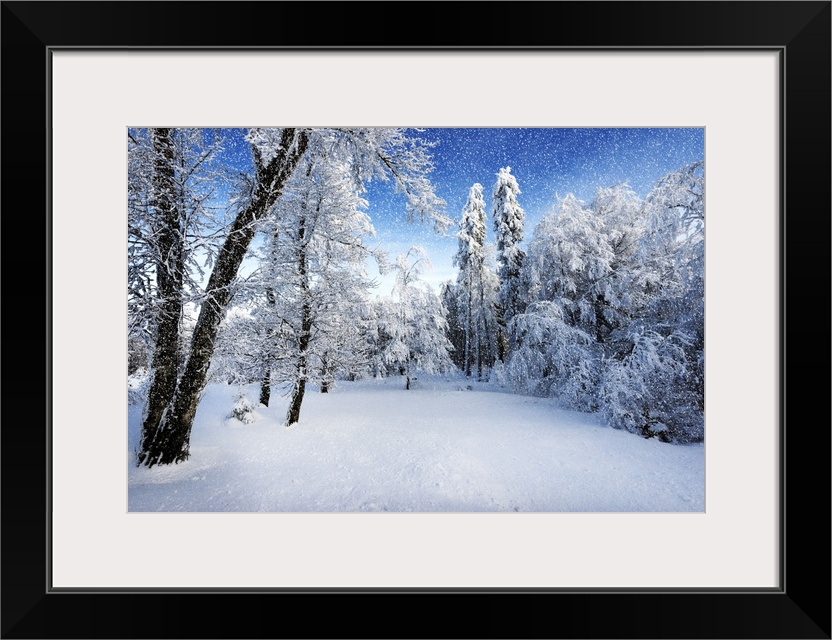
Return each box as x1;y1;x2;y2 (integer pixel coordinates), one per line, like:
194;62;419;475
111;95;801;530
128;375;704;512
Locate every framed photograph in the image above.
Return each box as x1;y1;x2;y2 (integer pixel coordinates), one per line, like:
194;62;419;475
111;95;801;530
3;2;829;638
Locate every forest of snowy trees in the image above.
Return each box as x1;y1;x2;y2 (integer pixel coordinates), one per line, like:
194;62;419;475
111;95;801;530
443;163;705;444
129;127;704;468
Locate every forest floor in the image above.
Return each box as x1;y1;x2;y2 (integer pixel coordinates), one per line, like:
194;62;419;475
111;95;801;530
128;374;704;512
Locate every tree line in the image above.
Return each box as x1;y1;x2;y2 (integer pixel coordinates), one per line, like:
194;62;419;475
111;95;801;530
442;163;704;444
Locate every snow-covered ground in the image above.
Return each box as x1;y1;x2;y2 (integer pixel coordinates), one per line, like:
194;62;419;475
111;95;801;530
128;375;704;512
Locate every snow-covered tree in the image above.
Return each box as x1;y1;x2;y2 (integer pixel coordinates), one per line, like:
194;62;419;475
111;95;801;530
472;251;501;379
130;128;184;427
524;193;618;341
253;151;377;425
379;247;454;389
453;183;495;378
137;127;307;466
208;304;265;386
507;166;703;443
128;128;224;350
600;162;705;442
440;280;467;371
591;183;644;269
227;388;257;425
131;128;225;463
500;301;600;411
601;326;702;442
127;129;157;362
491;166;527;360
640;161;704;347
137;128;448;466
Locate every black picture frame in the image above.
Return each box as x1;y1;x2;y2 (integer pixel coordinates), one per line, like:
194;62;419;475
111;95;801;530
2;2;829;638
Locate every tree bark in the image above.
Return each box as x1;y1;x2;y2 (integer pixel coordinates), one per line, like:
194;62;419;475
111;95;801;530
320;353;331;393
285;299;312;425
285;320;309;425
495;302;508;363
259;287;277;407
138;128;308;467
137;129;183;466
286;207;313;426
259;367;271;407
476;270;484;380
464;267;473;377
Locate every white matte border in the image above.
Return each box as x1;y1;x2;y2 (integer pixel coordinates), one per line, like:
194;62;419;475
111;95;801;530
51;51;779;588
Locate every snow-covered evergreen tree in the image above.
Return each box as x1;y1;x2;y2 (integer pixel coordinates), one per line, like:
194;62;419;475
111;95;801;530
454;183;496;378
491;166;527;360
440;280;467;372
227;389;257;424
472;249;501;378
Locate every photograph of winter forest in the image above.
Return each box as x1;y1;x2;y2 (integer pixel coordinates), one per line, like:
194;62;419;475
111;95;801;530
128;127;705;512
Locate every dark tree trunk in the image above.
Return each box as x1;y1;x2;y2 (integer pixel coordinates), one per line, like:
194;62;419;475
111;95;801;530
259;367;271;407
320;353;331;393
481;307;494;382
259;287;277;407
464;267;473;377
496;252;524;362
476;270;484;381
593;294;613;343
138;128;308;467
285;300;312;424
285;338;308;425
495;302;508;362
137;129;183;467
286;209;313;426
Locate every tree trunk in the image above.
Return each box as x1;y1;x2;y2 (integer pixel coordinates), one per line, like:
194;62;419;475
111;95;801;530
285;302;311;424
137;128;308;467
476;270;484;380
320;353;331;393
259;287;277;407
481;309;494;382
137;129;183;466
593;294;612;343
495;302;508;362
285;339;308;426
286;208;313;426
464;267;473;377
259;367;271;407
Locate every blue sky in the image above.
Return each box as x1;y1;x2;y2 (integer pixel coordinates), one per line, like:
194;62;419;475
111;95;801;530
217;127;704;294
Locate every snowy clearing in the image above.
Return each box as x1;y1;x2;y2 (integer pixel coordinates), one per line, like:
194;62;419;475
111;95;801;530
128;375;704;512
